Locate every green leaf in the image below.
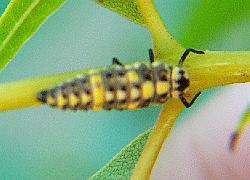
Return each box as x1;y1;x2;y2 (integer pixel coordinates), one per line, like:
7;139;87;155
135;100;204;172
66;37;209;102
0;0;65;70
95;0;145;25
89;129;151;180
180;0;250;47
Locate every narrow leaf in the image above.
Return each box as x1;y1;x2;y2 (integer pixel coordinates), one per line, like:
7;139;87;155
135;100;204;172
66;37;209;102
95;0;145;25
89;129;151;180
0;0;65;70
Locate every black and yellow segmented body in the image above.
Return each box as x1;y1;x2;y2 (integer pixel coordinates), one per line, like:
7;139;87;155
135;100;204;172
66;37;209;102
37;62;190;111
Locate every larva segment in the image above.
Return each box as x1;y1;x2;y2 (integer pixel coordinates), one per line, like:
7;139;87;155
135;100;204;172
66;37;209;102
102;69;116;110
89;72;105;111
172;67;190;98
114;66;129;110
125;65;142;110
136;63;155;108
67;80;81;109
78;76;93;110
56;89;67;109
152;62;171;103
45;90;57;107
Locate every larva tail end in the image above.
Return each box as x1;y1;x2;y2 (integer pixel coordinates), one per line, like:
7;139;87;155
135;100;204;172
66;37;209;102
37;90;48;103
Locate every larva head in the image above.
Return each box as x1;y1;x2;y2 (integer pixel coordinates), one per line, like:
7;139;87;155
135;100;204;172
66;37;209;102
172;67;190;98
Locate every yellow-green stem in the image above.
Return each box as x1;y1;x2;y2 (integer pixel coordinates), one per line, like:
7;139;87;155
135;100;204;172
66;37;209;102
131;99;183;179
136;0;183;61
0;51;249;112
0;69;91;111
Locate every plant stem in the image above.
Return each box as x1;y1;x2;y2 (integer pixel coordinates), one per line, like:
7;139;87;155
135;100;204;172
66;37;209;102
137;0;183;61
0;69;90;111
131;99;183;180
0;51;249;112
131;50;250;179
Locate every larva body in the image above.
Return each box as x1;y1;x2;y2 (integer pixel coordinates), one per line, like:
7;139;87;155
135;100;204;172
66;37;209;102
37;62;190;111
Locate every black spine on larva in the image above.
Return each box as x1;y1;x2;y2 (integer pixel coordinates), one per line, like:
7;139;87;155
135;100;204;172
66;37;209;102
37;90;48;103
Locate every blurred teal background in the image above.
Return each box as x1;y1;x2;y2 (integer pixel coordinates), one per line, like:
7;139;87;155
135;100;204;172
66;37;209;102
0;0;249;179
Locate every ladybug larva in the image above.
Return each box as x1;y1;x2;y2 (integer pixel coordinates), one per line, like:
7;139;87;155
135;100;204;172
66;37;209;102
37;48;204;111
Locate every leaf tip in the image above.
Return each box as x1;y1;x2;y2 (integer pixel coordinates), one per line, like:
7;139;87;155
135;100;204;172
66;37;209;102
229;131;239;152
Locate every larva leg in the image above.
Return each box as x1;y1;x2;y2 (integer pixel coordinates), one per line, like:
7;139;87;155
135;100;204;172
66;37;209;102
148;48;154;64
178;48;205;66
179;92;201;108
112;57;124;66
178;48;204;107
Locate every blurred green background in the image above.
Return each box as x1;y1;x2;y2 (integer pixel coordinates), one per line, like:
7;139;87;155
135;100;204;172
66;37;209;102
0;0;249;179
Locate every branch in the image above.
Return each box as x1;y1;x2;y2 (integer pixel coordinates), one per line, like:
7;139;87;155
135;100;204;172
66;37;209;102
131;50;250;179
0;51;249;111
136;0;183;60
0;68;91;111
131;99;183;179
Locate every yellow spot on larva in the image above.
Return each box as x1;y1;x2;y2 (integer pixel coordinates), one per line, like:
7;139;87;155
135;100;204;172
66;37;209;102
130;88;139;100
141;81;154;99
127;103;139;110
57;93;67;108
117;90;126;101
127;71;139;83
156;82;167;95
127;88;140;110
105;91;114;102
81;93;90;104
90;74;104;111
47;96;56;105
69;94;79;107
172;67;182;81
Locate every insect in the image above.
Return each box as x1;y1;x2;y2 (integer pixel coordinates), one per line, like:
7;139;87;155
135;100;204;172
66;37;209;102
37;48;204;111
